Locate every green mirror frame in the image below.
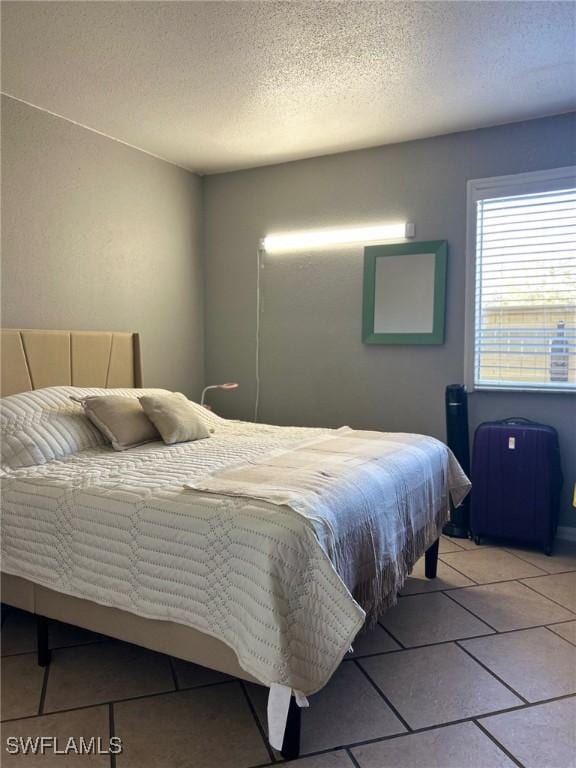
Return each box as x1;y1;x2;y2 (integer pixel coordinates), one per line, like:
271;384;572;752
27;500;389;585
362;240;448;345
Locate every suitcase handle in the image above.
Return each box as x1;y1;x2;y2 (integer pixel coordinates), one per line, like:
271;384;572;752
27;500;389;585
499;417;537;425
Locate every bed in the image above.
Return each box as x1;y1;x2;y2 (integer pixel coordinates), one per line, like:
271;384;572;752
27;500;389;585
0;328;470;758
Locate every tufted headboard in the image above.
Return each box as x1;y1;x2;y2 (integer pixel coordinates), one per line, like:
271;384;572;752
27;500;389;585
1;329;142;396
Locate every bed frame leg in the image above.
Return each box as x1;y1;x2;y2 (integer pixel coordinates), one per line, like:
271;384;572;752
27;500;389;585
280;696;301;760
37;615;51;667
425;538;440;579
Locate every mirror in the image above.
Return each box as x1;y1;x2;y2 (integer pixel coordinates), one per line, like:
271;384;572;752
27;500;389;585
362;240;447;344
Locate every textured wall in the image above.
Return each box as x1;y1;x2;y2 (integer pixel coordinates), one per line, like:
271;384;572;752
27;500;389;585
204;113;576;525
1;96;204;397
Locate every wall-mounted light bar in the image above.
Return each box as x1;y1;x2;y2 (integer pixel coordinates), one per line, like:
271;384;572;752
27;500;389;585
261;221;414;253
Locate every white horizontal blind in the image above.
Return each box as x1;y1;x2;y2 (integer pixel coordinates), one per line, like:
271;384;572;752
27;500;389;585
474;185;576;391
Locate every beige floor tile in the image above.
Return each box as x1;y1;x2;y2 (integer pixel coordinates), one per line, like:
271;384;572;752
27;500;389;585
359;643;521;729
247;662;405;754
350;624;400;657
440;548;546;584
114;683;269;768
283;753;355;768
44;642;174;713
1;609;105;657
352;722;517;768
400;558;475;596
548;620;576;645
506;540;576;574
171;657;231;688
481;697;576;768
461;627;576;702
439;536;465;554
380;592;493;647
2;705;110;767
1;653;45;721
448;580;575;631
521;571;576;612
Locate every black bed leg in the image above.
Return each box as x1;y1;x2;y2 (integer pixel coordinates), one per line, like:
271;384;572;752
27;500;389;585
425;537;440;579
280;697;301;761
37;615;51;667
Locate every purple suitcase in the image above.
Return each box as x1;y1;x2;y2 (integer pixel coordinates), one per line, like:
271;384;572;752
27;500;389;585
470;418;563;555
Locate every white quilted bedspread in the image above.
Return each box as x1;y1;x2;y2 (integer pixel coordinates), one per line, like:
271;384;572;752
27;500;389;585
1;387;467;697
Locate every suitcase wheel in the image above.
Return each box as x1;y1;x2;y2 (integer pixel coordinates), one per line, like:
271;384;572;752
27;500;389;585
473;535;482;546
544;543;553;557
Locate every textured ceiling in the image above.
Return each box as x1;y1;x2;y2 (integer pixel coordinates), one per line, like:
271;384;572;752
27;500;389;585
2;1;575;174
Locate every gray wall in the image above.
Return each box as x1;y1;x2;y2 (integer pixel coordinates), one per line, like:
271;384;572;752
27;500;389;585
1;95;204;397
204;113;576;525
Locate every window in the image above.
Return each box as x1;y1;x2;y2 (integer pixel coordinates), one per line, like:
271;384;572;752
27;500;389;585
465;167;576;393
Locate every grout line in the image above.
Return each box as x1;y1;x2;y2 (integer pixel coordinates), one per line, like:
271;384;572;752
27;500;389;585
473;719;526;768
346;747;363;767
439;534;467;552
400;567;573;596
349;621;554;658
248;762;278;768
439;547;466;554
518;566;576;577
455;642;529;705
344;648;399;662
399;583;471;596
239;680;277;764
441;589;500;633
352;659;412;733
350;635;480;656
37;663;50;717
440;570;575;592
376;621;405;649
177;678;235;694
501;545;576;576
518;579;576;617
470;576;572;589
437;557;480;585
376;623;402;646
500;547;551;568
109;704;116;768
543;624;576;648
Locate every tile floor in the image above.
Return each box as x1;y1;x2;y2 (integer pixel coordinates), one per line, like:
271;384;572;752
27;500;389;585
2;537;576;767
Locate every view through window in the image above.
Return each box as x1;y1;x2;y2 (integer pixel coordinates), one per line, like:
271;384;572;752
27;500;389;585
472;184;575;392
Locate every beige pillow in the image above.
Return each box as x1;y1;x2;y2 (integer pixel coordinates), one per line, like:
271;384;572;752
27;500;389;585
139;392;211;445
79;396;160;451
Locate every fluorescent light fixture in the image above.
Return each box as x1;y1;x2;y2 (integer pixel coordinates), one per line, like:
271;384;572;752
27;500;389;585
261;222;414;253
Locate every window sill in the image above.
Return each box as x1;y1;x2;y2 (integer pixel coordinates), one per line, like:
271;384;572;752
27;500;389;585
471;385;576;395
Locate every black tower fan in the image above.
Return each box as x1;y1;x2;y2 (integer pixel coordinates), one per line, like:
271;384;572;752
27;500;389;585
443;384;471;539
